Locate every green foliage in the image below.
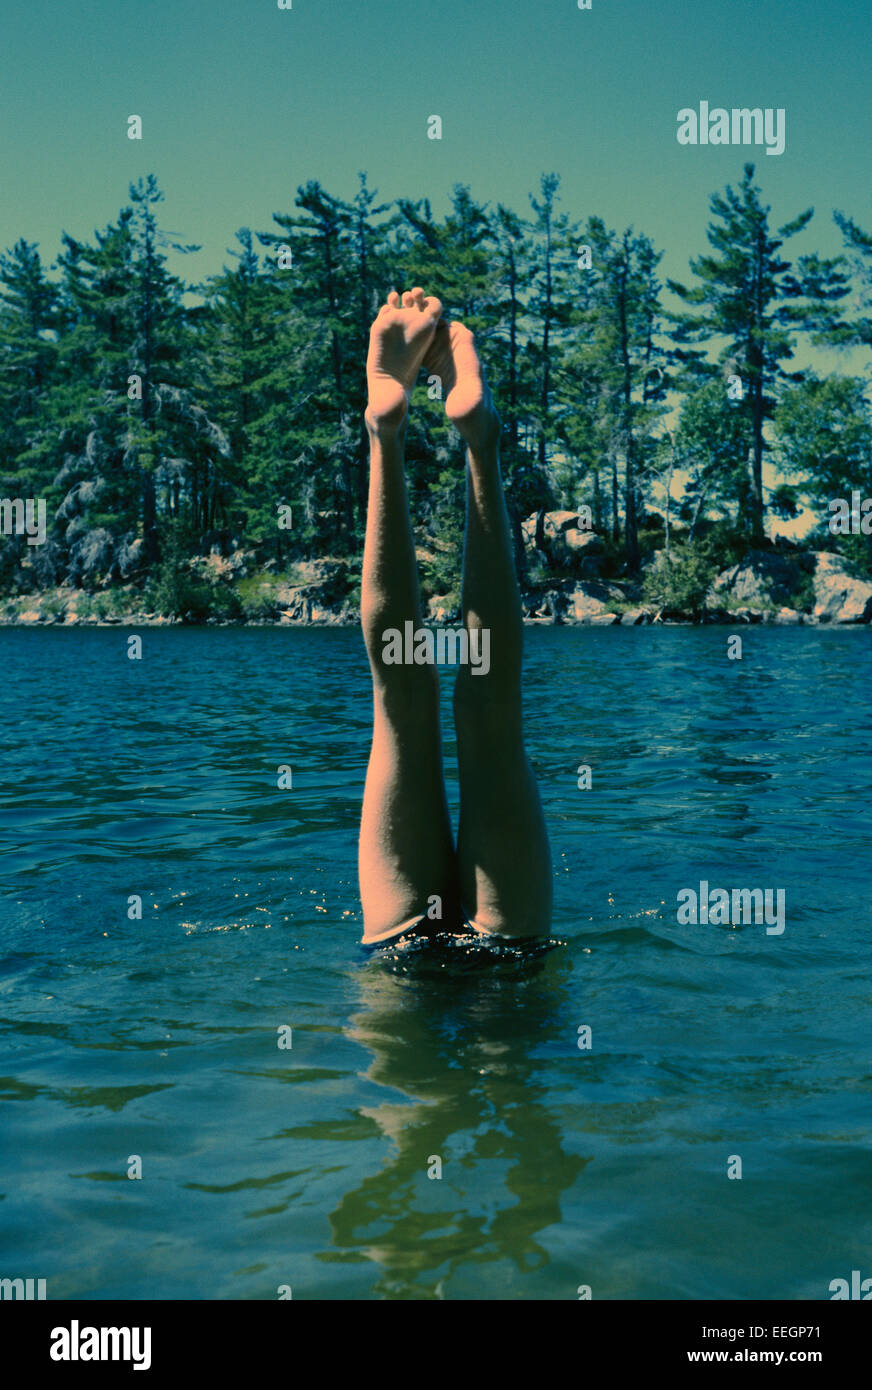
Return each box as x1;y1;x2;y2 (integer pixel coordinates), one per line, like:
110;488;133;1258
691;520;755;573
146;523;241;621
39;593;68;620
792;569;817;613
0;541;21;595
0;594;23;620
418;538;462;609
831;532;872;579
235;572;289;620
1;166;869;620
774;373;872;508
88;589;140;620
668;163;850;541
673;378;753;532
642;544;718;618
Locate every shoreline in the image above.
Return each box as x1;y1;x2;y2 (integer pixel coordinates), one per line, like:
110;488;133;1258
2;609;866;629
3;533;871;629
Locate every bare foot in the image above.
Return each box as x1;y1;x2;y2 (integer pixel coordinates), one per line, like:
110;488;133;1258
423;320;501;454
365;287;442;433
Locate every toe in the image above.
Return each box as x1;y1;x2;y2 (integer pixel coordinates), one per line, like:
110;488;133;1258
387;290;400;308
449;322;481;375
410;287;426;310
401;290;415;308
423;294;443;321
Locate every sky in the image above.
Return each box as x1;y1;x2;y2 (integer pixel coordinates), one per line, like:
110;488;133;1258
2;0;871;528
2;0;870;286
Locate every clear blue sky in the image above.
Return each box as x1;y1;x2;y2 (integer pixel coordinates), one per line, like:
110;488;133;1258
2;0;870;297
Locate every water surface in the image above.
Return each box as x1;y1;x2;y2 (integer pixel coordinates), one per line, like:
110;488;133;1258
1;626;870;1299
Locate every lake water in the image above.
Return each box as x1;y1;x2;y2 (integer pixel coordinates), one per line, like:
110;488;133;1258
1;625;870;1300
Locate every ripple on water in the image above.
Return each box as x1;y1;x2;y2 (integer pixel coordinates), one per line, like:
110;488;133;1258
1;626;870;1299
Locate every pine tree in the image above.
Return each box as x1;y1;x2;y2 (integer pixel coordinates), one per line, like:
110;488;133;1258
46;178;223;589
565;218;667;567
669;164;849;543
0;239;59;589
51;211;140;586
127;174;206;564
261;181;361;541
775;374;872;569
528;174;575;547
829;211;872;350
0;239;58;486
673;378;754;537
198;228;289;559
490;203;532;578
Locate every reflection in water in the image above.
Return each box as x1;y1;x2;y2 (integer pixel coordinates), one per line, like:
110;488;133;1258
331;934;587;1299
3;628;870;1298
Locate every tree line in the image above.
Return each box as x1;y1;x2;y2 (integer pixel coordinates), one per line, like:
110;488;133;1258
2;163;871;616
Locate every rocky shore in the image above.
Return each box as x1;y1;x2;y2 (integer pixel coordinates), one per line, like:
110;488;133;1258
4;512;871;628
514;541;872;627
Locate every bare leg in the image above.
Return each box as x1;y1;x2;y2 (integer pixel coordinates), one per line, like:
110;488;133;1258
425;322;552;936
358;290;460;943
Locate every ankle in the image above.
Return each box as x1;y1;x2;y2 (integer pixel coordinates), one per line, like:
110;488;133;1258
365;400;408;440
463;430;502;473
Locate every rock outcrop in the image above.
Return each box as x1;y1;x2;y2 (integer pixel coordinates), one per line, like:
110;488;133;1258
708;549;811;613
275;586;353;624
620;606;653;625
707;548;872;624
4;544;871;626
521;510;603;574
570;579;628;623
811;552;872;623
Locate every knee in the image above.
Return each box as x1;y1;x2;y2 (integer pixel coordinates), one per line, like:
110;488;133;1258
374;668;441;725
453;673;522;732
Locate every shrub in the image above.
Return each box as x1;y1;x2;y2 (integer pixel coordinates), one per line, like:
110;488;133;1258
236;573;285;621
144;523;241;621
642;544;717;619
791;570;816;614
40;593;68;621
92;588;139;620
418;539;461;607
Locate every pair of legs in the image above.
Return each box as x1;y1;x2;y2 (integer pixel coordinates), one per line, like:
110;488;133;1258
358;288;552;945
